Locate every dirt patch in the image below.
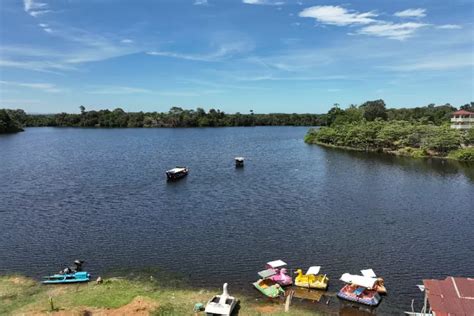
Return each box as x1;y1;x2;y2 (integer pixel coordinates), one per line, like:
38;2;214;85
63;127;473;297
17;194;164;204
20;297;159;316
9;276;34;285
253;304;282;314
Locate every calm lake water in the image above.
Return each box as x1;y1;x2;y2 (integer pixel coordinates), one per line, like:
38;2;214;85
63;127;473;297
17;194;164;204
0;127;473;315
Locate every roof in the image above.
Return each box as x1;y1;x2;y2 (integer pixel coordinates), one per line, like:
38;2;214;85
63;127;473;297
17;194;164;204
452;110;474;116
361;269;377;278
258;268;277;279
167;167;186;173
340;273;377;289
306;266;321;275
423;277;474;316
266;260;287;268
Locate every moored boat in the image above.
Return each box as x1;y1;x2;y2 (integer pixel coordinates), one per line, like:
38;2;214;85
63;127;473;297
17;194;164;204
166;166;189;180
252;278;285;298
42;271;90;284
294;266;329;290
337;283;381;306
264;260;292;286
204;283;238;316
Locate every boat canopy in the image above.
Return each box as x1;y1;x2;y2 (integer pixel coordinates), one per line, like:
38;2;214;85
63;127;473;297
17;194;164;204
306;266;321;275
235;157;244;161
340;273;377;289
266;260;287;268
361;269;377;278
167;167;186;173
258;269;277;279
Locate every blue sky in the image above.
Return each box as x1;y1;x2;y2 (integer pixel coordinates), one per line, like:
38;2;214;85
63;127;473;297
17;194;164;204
0;0;473;114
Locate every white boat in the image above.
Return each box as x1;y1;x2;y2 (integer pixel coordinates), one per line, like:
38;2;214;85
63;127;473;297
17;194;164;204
165;166;189;180
204;283;238;316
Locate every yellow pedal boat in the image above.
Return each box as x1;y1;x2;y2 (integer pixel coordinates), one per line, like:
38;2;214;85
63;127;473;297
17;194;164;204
294;266;329;290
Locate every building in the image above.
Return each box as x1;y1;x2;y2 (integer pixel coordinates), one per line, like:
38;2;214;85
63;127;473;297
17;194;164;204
406;276;474;315
451;110;474;130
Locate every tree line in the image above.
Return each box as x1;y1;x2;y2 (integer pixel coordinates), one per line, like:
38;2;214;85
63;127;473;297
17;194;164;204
305;100;474;161
7;106;326;128
0;109;24;134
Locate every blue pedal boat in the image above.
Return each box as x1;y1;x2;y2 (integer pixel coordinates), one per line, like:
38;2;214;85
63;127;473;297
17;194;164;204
42;271;90;284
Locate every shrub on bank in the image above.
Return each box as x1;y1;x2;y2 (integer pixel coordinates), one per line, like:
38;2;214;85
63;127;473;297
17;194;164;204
305;120;471;160
448;148;474;162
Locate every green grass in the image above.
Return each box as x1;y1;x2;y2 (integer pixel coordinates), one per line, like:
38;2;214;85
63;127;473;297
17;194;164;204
0;274;329;315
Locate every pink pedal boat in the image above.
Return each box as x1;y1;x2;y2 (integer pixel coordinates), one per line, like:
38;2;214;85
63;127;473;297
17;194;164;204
259;260;292;286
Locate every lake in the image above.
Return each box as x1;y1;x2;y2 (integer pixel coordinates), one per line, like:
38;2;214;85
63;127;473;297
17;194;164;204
0;127;473;315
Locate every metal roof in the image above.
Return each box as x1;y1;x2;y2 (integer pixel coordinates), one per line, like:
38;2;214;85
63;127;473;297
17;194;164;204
423;277;474;316
452;110;474;116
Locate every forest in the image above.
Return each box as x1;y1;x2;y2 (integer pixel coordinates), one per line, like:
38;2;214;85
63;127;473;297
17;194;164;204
305;100;474;161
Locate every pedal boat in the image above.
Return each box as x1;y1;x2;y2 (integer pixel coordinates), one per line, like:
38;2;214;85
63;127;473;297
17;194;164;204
294;266;329;290
265;260;292;286
252;278;285;298
337;284;381;307
342;269;387;294
166;167;189;180
204;283;238;316
42;271;90;284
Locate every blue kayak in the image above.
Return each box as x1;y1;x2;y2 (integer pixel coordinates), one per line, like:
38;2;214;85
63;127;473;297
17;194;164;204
42;271;90;284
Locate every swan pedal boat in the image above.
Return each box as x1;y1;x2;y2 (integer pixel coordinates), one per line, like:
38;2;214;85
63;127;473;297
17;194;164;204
265;260;292;286
294;266;329;290
204;283;238;316
42;271;90;284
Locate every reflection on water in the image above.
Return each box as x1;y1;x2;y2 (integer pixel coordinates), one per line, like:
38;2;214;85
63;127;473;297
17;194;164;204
0;127;473;315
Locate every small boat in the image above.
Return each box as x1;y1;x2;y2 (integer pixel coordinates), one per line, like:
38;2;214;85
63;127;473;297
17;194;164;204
204;283;238;316
337;270;385;306
265;260;292;286
252;278;285;298
166;166;189;180
235;157;244;167
337;284;381;307
294;266;329;290
42;271;90;284
341;269;387;294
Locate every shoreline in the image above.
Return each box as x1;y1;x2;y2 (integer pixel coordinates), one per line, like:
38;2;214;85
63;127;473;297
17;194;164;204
1;274;329;315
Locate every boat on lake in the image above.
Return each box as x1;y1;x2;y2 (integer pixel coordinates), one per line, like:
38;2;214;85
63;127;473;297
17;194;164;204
337;269;385;306
204;283;238;316
166;166;189;180
341;269;387;294
235;157;244;167
42;271;90;284
294;266;329;290
252;278;285;298
264;260;292;286
337;283;381;307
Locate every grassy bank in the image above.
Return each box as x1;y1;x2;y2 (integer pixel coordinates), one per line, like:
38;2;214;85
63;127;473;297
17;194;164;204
305;121;474;162
0;275;328;315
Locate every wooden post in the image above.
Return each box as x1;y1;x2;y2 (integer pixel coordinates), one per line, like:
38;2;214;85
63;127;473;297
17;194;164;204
284;290;294;312
49;297;54;311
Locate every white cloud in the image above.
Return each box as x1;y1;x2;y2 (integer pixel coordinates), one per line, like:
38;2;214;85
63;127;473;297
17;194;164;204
0;80;62;93
436;24;462;30
383;53;474;71
88;86;152;94
147;40;253;62
120;39;134;44
23;0;51;17
194;0;208;5
243;0;284;6
394;8;426;18
299;5;377;26
357;22;428;40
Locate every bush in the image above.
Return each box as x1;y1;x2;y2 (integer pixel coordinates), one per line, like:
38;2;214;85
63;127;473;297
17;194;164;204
448;148;474;162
